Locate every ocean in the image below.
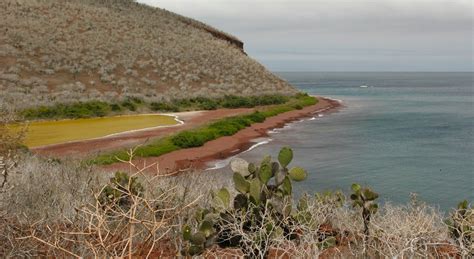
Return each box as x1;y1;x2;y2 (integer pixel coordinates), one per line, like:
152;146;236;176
210;72;474;211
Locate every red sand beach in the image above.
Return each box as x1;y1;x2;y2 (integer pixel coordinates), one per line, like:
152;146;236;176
104;97;341;174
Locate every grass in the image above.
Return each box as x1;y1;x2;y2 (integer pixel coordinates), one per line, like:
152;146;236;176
15;114;179;148
90;94;317;165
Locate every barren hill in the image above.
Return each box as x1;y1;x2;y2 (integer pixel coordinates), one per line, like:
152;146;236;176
0;0;297;109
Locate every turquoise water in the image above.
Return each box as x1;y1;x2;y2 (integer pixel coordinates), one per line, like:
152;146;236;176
239;72;473;210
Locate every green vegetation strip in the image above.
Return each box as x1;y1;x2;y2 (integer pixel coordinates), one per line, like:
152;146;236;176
20;95;291;120
90;94;317;165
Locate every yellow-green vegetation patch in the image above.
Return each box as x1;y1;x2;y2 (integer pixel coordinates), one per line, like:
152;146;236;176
16;114;179;148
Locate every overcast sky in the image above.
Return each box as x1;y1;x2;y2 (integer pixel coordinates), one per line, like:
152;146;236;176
138;0;473;72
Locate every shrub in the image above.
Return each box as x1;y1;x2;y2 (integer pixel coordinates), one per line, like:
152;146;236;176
209;117;251;136
221;95;252;108
246;111;266;123
197;99;218;110
293;104;303;110
120;100;137;111
250;94;289;106
150;102;179;112
21;101;111;119
110;103;122;112
171;129;217;148
134;137;180;157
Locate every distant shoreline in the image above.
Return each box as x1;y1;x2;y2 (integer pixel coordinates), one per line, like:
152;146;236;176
105;97;342;174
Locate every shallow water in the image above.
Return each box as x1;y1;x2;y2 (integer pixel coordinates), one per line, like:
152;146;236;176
212;72;474;210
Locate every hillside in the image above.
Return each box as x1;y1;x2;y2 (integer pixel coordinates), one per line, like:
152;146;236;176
0;0;297;109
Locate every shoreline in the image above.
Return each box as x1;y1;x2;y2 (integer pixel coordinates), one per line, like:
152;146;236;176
104;97;342;174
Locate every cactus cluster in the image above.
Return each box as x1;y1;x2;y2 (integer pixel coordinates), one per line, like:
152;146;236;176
180;147;310;256
229;146;307;211
180;205;224;256
350;183;379;238
98;171;144;211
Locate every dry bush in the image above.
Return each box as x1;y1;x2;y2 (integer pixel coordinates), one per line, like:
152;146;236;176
0;149;232;257
322;196;465;258
0;141;466;257
191;192;464;258
0;154;108;257
206;194;344;258
368;201;450;257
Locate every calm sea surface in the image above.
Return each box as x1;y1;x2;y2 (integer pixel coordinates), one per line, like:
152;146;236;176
213;72;474;210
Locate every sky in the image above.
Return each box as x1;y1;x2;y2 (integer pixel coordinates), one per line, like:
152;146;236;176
138;0;473;72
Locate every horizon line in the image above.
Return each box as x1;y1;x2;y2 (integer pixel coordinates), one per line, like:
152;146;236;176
272;71;474;73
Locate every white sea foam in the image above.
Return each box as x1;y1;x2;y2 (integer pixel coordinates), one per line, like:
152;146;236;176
205;138;272;170
206;96;343;170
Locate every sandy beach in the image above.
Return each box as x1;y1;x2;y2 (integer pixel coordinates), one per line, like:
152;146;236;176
104;97;341;174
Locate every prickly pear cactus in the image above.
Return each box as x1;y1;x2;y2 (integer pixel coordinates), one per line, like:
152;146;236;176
446;200;473;253
98;171;144;211
229;146;308;212
181;208;217;256
350;183;379;237
181;147;310;256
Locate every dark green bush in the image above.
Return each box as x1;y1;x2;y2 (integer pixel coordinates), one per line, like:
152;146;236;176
110;103;122;112
209;119;247;136
21;101;111;119
134;137;179;157
250;94;289;106
293;104;303;110
150;102;179;112
246;111;266;123
197;99;218;110
221;95;252;108
171;129;217;148
120;100;137;111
